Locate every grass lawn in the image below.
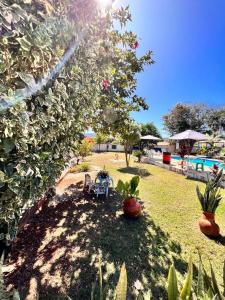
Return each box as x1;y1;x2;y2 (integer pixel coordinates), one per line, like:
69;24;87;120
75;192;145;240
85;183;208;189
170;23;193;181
5;152;225;299
86;152;225;291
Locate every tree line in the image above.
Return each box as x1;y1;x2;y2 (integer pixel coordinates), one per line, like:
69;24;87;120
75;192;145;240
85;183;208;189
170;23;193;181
163;103;225;136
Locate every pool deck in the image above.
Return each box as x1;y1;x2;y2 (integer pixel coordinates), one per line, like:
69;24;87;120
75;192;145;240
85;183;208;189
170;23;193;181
140;154;225;188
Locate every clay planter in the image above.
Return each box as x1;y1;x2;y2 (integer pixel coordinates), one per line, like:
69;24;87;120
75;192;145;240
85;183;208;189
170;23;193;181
123;197;141;218
198;212;220;237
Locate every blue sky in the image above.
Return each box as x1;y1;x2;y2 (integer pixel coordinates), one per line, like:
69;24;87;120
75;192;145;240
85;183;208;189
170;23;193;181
115;0;225;136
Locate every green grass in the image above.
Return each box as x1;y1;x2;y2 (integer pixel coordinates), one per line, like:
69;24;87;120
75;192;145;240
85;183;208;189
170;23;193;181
86;152;225;296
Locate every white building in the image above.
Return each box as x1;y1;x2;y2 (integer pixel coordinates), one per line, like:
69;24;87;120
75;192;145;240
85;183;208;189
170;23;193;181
92;143;124;152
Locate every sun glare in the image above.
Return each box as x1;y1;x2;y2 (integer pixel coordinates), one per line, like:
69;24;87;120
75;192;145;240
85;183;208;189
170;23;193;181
96;0;114;9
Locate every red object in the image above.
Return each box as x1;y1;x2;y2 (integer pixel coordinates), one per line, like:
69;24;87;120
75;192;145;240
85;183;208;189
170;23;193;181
133;41;139;49
211;164;219;176
198;212;220;237
178;160;186;168
163;152;171;164
84;137;94;144
123;198;141;217
103;79;108;91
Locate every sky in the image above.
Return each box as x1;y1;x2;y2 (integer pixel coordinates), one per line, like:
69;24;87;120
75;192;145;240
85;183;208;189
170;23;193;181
115;0;225;136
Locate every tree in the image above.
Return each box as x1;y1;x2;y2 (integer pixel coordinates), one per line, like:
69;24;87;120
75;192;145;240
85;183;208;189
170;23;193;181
140;122;161;138
0;1;153;237
118;121;140;167
206;108;225;136
163;103;207;135
94;133;109;152
76;139;92;160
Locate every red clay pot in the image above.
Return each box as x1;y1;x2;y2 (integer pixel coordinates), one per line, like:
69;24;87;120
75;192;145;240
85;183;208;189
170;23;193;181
123;198;141;218
198;212;220;237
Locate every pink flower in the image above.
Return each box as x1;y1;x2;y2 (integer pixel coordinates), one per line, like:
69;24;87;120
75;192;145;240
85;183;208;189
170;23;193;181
103;79;108;90
133;41;139;49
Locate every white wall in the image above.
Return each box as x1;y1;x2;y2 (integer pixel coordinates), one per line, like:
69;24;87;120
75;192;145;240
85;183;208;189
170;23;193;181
92;143;124;152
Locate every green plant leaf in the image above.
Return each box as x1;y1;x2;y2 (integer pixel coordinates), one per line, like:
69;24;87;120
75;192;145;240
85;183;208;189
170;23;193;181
167;264;178;300
116;180;125;194
130;175;140;195
180;256;193;300
115;263;127;300
210;262;223;300
99;260;103;300
197;259;204;298
16;36;32;52
18;72;36;87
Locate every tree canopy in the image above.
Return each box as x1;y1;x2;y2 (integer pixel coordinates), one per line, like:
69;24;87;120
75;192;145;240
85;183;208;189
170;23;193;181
140;122;161;138
206;108;225;137
163;103;207;135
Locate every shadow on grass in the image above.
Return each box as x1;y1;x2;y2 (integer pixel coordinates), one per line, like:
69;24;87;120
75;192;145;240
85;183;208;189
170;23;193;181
205;234;225;246
118;167;151;178
5;185;186;299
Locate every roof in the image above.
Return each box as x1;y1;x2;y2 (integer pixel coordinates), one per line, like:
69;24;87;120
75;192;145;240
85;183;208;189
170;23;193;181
84;137;94;143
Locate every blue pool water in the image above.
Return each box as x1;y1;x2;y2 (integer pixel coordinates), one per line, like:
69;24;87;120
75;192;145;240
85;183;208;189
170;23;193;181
172;155;225;170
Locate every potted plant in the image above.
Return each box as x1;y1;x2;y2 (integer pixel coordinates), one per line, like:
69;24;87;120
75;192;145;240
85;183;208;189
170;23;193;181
116;175;141;217
196;170;223;237
97;169;109;179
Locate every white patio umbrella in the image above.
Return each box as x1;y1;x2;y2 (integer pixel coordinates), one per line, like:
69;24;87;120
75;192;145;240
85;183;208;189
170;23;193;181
169;130;208;162
140;135;161;141
169;130;207;141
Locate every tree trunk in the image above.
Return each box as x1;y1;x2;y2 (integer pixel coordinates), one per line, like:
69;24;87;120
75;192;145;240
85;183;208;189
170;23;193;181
124;143;129;167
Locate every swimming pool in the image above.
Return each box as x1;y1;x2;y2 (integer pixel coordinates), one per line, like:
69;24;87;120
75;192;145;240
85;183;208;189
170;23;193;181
172;155;225;170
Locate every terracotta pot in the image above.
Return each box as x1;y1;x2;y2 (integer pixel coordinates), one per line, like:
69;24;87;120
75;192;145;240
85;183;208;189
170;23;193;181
123;198;141;218
198;212;220;237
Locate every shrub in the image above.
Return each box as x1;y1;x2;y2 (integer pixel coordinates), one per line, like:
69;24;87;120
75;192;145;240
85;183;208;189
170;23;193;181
70;162;90;173
78;163;90;172
76;140;92;159
220;147;225;156
132;150;143;162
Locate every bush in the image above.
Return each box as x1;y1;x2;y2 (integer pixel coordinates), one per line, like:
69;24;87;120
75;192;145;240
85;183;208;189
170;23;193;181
78;163;90;172
132;150;143;162
220;147;225;156
70;162;90;173
76;140;92;159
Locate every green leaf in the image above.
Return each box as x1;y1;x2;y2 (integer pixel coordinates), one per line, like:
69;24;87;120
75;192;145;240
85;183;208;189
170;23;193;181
0;171;6;188
130;175;140;194
210;262;223;300
18;72;36;87
3;139;15;154
12;289;21;300
99;260;103;300
16;36;32;52
197;259;204;298
180;256;193;300
115;263;127;300
116;180;125;194
167;264;179;300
